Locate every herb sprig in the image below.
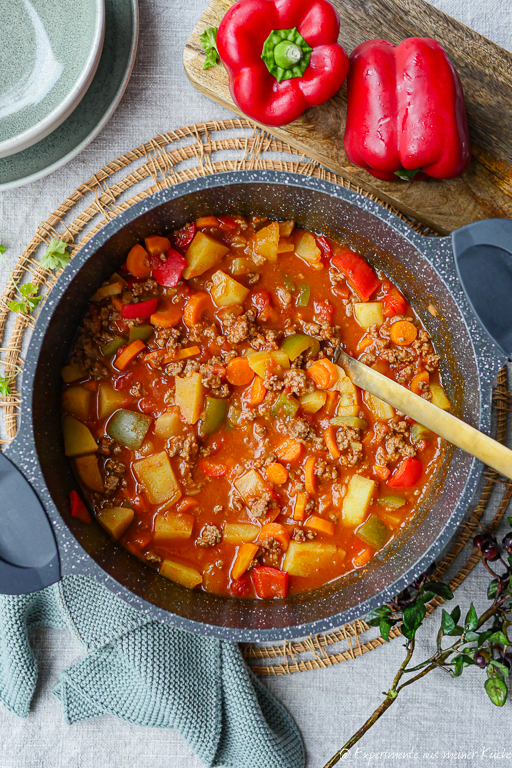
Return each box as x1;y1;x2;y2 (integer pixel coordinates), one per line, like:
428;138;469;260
41;238;71;271
201;27;221;70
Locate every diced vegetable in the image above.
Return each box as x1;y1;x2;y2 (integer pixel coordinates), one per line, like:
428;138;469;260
126;244;151;278
98;383;126;419
299;390;327;413
200;396;229;436
61;362;85;383
295;283;310;307
133;451;182;506
304;515;335;536
293;491;309;521
410;423;434;443
410;371;429;395
278;238;294;253
364;391;395;420
144;235;171;257
251;221;279;263
198;459;228;477
63;415;97;457
91;281;124;303
307;358;339;390
294;230;322;265
356;514;391;549
390;320;418;346
271;391;300;419
234;469;268;505
324;425;341;460
377;495;406;509
152;248;187;287
330;415;367;429
283;274;295;292
280;333;320;361
378;510;404;529
276;438;302;464
154;513;194;542
129;325;153;343
353;302;384;329
62;386;92;421
115;339;146;370
223;523;259;544
430;383;451;410
246;349;290;379
196;216;219;228
97;506;134;539
226;357;254;386
388;457;422;488
232;542;259;580
383;285;407;317
70;490;91;523
373;464;391;481
229;257;256;276
171;222;196;251
279;220;295;237
253;566;289;599
160;559;202;589
353;547;372;568
265;462;288;485
304;456;317;494
107;409;152;450
342;475;376;526
166;346;200;362
150;306;183;328
174;372;205;424
246;375;267;406
154;407;182;439
331;247;380;301
74;454;103;492
183;292;210;327
282;541;338;577
183;231;230;279
122;298;158;320
210;270;250;307
102;336;127;357
258;522;290;551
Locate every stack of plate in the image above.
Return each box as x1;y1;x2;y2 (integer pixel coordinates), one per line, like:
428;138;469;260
0;0;139;189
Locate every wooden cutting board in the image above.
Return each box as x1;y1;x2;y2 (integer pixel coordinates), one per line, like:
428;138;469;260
183;0;512;234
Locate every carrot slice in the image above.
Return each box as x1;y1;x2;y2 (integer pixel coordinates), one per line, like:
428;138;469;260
183;292;210;328
357;335;373;353
258;523;290;551
226;356;254;386
150;306;183;328
322;390;339;417
304;456;317;494
144;235;170;257
196;216;219;228
112;297;124;313
324;426;341;460
304;515;335;536
232;542;259;581
293;491;309;521
353;547;372;568
176;497;200;513
306;358;339;389
373;464;391;481
265;462;288;485
165;346;201;362
115;339;146;370
410;370;430;395
390;320;418;346
276;438;303;463
126;244;151;278
245;375;266;406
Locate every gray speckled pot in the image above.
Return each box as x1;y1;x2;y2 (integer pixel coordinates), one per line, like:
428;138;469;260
1;171;507;642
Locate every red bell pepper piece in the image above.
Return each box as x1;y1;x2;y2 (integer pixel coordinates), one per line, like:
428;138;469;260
197;459;228;477
344;38;471;181
171;223;196;252
253;566;289;599
121;298;158;320
152;248;187;287
70;490;91;524
388;457;423;488
382;283;407;318
315;235;332;259
229;575;251;598
331;247;381;301
213;0;349;126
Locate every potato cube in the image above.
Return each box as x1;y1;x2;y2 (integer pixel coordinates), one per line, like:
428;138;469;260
334;376;360;417
247;349;290;379
174;372;205;425
278;220;295;237
299;390;327;413
223;522;259;544
62;386;92;421
430;383;451;410
61;362;85;383
234;469;268;505
97;507;134;540
183;231;230;279
282;541;339;577
133;451;182;506
354;302;384;329
74;454;103;492
154;407;183;439
294;230;321;265
160;559;203;589
91;281;124;302
229;257;256;276
210;270;250;307
251;221;279;263
63;415;97;457
154;512;194;542
364;391;395;420
342;475;376;527
98;384;126;420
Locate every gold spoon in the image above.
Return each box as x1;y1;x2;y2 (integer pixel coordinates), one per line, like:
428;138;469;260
334;349;512;481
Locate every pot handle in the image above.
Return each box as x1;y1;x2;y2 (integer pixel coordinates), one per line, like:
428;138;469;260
0;452;60;595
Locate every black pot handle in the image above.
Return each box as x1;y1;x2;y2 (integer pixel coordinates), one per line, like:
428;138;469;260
0;452;60;595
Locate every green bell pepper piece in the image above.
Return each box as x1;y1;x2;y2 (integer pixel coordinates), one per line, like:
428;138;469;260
410;423;434;443
330;415;367;429
281;333;320;361
356;514;391;549
102;336;127;357
129;324;154;343
377;495;406;509
271;391;300;419
295;283;310;307
200;397;229;436
283;273;295;292
107;409;152;450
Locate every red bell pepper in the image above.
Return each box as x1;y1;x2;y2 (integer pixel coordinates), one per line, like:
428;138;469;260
121;298;158;320
388;457;423;488
171;223;196;252
344;38;471;181
331;247;381;301
152;248;187;287
197;459;228;477
207;0;348;126
253;566;289;599
70;490;91;524
382;283;407;318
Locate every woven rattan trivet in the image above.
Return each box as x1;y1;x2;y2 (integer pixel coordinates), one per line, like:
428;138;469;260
1;119;510;676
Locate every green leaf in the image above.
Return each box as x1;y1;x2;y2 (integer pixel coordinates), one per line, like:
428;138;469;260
395;168;422;181
403;601;426;635
0;245;4;255
490;659;510;677
485;677;508;706
380;617;393;642
8;300;26;313
200;27;221;69
41;238;70;270
365;605;391;626
401;623;416;639
477;630;494;647
8;282;41;314
453;656;464;677
0;375;13;397
465;630;480;643
465;603;478;632
424;581;454;600
488;631;509;646
508;516;512;527
441;609;455;635
488;579;499;600
451;606;461;625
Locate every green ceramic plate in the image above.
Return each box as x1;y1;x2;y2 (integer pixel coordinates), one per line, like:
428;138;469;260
0;0;138;190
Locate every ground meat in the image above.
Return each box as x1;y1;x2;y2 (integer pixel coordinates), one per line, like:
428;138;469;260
292;527;316;542
335;425;363;467
196;525;222;548
104;474;121;495
188;323;218;344
263;374;284;392
98;436;114;456
167;433;199;465
247;272;260;285
226;315;251;344
104;459;126;476
416;379;432;401
301;321;342;343
144;551;162;565
286;417;314;441
259;536;282;565
396;364;416;384
283;368;312;397
374;420;417;464
200;359;230;397
424;354;440;372
131;278;158;297
253;423;267;441
314;458;339;483
130;382;143;397
250;492;277;519
380;348;414;367
166;361;185;376
213;505;223;514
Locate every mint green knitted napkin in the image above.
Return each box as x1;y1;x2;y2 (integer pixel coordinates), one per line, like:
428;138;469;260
0;575;304;768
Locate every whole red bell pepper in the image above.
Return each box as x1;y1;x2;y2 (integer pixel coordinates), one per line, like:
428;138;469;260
344;38;471;181
205;0;348;126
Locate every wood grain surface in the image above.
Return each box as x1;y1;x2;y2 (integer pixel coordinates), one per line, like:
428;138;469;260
183;0;512;234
